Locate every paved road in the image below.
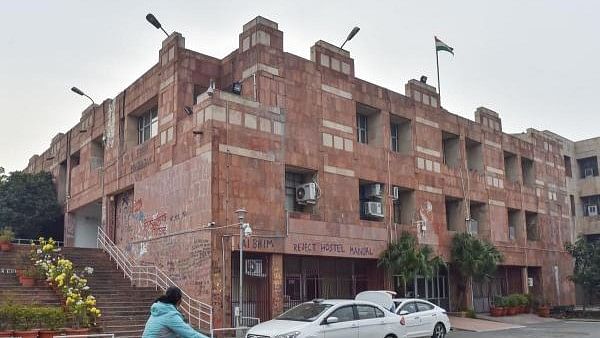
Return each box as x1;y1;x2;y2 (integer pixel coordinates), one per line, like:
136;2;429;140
449;320;600;338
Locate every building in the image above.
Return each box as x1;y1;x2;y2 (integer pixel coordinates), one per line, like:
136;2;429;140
25;16;575;328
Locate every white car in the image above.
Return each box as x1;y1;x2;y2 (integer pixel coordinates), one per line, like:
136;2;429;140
357;292;451;338
246;298;406;338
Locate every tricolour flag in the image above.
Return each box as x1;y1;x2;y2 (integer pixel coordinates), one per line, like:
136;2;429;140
435;37;454;55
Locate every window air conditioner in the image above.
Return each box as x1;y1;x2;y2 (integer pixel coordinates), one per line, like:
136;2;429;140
392;186;400;200
585;168;594;178
362;201;384;218
588;205;598;216
466;218;479;234
296;182;317;204
366;183;383;199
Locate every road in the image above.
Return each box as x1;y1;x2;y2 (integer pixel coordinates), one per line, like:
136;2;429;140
450;320;600;338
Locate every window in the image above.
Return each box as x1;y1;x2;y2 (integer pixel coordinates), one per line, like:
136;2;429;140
357;113;368;144
390;122;399;152
277;303;332;322
416;302;434;312
504;151;519;182
285;169;316;213
70;150;80;167
521;157;535;187
137;107;158;144
393;187;415;224
400;302;417;314
570;195;576;216
469;201;486;235
442;131;460;168
356;103;381;146
390;116;412;154
328;306;355;323
526;212;539;241
90;135;104;170
578;156;599;178
508;208;520;240
445;197;462;231
564;155;572;178
466;138;483;172
582;195;600;217
360;181;384;220
356;305;383;319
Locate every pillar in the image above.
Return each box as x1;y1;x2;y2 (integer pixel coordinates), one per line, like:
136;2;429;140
270;254;284;317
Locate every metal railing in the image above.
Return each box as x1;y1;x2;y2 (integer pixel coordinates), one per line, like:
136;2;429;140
53;335;115;338
11;238;64;246
96;227;213;336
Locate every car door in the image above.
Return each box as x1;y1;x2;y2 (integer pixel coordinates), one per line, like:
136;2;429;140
321;305;359;338
415;301;437;335
356;304;387;338
397;301;422;338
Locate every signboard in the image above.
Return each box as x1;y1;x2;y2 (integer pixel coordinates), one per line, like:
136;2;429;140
528;277;534;287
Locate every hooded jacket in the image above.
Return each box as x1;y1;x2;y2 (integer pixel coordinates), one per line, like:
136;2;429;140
142;301;208;338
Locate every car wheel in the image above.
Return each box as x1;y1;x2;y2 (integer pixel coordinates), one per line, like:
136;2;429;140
384;335;396;338
432;323;446;338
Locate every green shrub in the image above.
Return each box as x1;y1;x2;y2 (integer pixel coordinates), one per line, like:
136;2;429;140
0;227;15;242
466;308;477;318
0;304;65;330
506;294;519;307
493;295;505;307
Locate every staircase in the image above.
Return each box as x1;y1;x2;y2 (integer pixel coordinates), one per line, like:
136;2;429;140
0;247;61;306
61;247;161;338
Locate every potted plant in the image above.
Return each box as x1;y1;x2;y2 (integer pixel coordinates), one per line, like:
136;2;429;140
0;227;15;252
518;294;528;313
20;266;38;287
39;307;65;338
506;294;519;315
0;304;16;337
13;306;40;338
537;298;551;317
490;296;505;317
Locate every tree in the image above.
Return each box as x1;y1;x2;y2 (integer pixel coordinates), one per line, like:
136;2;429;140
451;232;503;310
566;237;600;310
378;232;445;295
0;170;62;238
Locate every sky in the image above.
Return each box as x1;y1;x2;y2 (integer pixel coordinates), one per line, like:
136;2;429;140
1;0;599;173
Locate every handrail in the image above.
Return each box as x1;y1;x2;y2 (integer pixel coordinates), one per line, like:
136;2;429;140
11;238;64;246
96;227;213;337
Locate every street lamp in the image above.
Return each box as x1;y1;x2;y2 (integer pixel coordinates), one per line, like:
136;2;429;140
146;13;169;37
71;86;95;105
235;208;251;328
340;26;360;49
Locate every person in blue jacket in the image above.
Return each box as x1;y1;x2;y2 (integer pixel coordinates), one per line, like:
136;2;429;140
142;286;209;338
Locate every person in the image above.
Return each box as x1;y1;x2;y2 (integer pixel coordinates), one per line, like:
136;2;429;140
142;286;209;338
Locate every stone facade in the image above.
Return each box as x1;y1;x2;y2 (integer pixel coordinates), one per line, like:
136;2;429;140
26;16;576;327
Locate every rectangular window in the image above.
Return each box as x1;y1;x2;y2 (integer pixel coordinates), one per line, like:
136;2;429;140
504;151;519;182
137;107;158;144
357;113;368;144
577;156;599;178
390;122;399;152
526;212;539;241
445;197;462;231
466;138;483;172
521;157;535;187
442;131;460;168
359;180;384;220
564;155;572;178
508;209;520;241
392;187;414;224
570;194;576;216
582;195;600;217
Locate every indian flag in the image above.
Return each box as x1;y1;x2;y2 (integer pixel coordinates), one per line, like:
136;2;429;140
435;37;454;55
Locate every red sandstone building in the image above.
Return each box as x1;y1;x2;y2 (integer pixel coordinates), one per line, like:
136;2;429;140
26;16;575;328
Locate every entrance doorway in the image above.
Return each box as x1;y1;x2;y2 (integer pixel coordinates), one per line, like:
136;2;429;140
393;266;450;310
71;201;102;248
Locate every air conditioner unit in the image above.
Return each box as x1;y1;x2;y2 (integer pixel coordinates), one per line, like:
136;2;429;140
296;183;317;204
585;168;594;178
509;227;516;240
588;205;598;216
466;218;479;234
392;186;400;200
245;259;265;277
365;183;383;199
362;201;384;218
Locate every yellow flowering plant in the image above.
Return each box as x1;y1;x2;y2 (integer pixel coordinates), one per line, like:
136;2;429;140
31;237;101;328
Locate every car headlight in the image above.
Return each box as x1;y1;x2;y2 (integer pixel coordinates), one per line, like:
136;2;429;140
274;331;301;338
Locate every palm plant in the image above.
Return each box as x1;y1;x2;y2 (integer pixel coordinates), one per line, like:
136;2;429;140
451;232;503;310
378;232;446;293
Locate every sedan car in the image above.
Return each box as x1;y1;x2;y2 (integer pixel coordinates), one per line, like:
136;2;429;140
246;298;406;338
356;291;451;338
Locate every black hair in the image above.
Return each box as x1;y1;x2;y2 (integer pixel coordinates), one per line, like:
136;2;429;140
156;286;183;305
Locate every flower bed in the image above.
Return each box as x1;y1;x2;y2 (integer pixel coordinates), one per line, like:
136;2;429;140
31;237;101;329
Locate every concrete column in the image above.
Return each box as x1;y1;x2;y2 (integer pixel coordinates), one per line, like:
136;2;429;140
270;254;284;318
522;267;529;294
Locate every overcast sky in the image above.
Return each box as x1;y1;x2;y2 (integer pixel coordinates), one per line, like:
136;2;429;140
1;1;598;173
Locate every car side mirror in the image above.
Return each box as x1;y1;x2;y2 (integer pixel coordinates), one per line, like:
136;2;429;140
399;310;409;315
326;316;339;324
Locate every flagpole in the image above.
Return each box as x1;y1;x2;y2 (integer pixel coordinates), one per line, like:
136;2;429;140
436;41;441;101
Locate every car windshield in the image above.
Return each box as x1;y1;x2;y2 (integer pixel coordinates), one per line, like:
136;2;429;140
276;303;333;322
